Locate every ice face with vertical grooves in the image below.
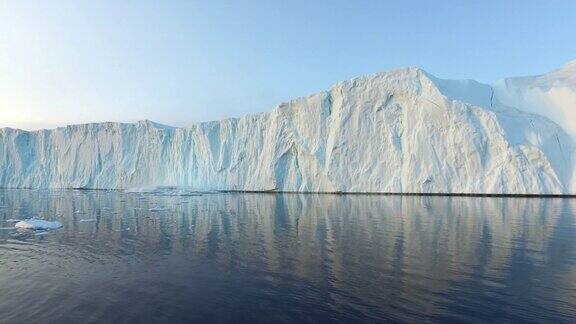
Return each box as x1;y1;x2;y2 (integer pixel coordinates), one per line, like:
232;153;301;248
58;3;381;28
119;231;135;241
0;67;574;194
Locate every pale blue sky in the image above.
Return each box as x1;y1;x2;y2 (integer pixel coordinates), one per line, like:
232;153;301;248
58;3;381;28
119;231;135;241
1;0;575;129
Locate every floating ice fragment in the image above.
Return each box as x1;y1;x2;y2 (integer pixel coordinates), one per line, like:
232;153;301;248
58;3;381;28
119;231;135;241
15;219;63;230
79;219;97;222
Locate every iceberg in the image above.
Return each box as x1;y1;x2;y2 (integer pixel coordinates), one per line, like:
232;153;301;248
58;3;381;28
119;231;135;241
0;65;574;195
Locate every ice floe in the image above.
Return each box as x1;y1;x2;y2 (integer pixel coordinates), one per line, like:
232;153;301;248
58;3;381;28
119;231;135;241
14;219;63;230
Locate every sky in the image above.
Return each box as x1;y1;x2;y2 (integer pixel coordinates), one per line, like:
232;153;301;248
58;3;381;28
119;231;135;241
1;0;575;130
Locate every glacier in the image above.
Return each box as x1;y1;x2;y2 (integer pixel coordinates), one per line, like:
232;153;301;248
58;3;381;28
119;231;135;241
1;65;575;194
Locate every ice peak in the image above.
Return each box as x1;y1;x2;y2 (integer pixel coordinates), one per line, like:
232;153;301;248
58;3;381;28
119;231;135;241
560;59;576;71
374;66;433;81
512;59;576;90
547;59;576;87
137;120;174;130
352;67;498;109
331;66;440;99
492;59;576;140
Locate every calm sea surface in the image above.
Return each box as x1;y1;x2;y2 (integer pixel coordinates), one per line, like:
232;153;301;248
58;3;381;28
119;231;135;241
1;189;575;323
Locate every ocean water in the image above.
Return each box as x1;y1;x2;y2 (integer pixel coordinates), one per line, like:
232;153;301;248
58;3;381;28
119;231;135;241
1;189;575;323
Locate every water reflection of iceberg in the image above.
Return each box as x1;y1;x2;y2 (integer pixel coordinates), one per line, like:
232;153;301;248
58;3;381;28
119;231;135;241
0;190;575;321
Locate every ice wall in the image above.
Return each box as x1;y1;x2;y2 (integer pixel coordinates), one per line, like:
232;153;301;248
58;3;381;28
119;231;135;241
1;67;574;194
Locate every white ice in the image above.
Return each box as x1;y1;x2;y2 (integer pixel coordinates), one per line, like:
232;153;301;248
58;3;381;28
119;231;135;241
1;63;575;195
14;219;63;230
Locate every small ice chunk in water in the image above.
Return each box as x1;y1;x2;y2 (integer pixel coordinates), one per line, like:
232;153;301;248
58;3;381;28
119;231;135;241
15;219;63;230
79;219;97;222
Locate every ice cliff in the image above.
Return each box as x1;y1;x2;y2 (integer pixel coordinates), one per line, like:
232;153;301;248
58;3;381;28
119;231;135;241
1;66;575;194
